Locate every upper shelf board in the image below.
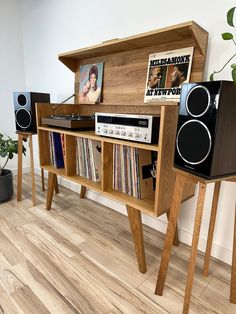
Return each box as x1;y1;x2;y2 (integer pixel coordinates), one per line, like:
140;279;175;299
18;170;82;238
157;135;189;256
58;21;208;72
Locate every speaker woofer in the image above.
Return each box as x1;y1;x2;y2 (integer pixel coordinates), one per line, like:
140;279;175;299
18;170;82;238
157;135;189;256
176;120;212;165
16;108;32;129
186;85;210;117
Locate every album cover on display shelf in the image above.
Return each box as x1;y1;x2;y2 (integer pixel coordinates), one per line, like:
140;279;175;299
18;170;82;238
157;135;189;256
79;62;104;103
144;47;194;103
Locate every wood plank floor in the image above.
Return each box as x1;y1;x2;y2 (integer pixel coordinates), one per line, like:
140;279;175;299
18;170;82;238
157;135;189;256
0;173;235;313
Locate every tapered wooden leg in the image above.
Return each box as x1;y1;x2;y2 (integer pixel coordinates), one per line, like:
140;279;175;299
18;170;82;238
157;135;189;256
203;181;221;276
230;204;236;303
183;182;207;314
41;168;45;191
155;173;186;295
17;134;23;202
29;135;36;206
46;172;56;210
80;185;86;199
126;205;147;274
54;176;59;194
166;211;180;246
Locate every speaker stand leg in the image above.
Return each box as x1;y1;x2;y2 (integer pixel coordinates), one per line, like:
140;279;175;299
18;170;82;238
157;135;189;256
17;134;23;202
29;134;37;206
41;168;45;191
203;181;221;276
17;132;37;207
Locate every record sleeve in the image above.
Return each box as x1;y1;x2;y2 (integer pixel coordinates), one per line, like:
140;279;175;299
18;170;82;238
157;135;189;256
144;47;194;102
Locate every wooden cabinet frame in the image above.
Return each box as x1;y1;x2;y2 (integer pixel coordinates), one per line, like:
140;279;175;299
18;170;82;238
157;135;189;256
36;21;208;272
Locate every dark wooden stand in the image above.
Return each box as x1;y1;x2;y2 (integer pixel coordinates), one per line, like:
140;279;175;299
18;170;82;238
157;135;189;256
155;169;236;314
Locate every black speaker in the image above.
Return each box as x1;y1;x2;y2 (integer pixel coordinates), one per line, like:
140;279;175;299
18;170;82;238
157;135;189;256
174;81;236;179
13;92;50;133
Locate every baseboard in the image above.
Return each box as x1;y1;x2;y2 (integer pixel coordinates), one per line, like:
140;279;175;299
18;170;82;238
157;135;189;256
12;166;31;175
34;167;232;265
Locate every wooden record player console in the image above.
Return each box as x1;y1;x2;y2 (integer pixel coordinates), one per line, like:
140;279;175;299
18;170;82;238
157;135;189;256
36;21;208;273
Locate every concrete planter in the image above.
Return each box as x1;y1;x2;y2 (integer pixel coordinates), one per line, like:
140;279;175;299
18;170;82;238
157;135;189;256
0;169;13;202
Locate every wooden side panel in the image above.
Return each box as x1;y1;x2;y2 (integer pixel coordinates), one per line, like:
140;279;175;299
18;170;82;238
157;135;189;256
154;106;179;216
102;142;113;191
65;135;76;176
154;107;195;216
37;130;51;166
191;21;208;58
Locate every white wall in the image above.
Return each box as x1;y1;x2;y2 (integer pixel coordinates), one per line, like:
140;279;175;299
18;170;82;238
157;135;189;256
20;0;236;264
0;0;30;171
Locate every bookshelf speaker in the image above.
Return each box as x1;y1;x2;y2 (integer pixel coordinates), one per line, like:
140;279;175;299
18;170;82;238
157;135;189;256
13;92;50;133
174;81;236;179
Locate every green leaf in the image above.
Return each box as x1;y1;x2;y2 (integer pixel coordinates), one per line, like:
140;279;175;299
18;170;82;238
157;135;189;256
232;68;236;83
227;7;236;27
0;151;7;158
221;32;233;40
0;133;26;168
231;63;236;69
209;73;214;81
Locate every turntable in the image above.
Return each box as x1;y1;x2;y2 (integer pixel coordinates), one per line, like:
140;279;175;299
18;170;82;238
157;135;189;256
41;114;95;129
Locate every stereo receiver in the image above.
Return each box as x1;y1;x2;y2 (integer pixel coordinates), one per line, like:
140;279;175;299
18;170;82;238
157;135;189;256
95;113;160;144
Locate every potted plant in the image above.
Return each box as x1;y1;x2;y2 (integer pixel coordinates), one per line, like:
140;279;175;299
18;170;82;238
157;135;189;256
0;133;26;202
210;6;236;83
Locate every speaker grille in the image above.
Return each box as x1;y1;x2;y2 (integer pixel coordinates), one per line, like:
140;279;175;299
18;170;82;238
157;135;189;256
16;108;31;129
176;120;212;165
17;94;27;106
186;85;210;117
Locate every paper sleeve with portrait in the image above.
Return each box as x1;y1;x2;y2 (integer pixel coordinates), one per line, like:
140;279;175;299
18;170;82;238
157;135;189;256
79;62;104;103
144;47;194;103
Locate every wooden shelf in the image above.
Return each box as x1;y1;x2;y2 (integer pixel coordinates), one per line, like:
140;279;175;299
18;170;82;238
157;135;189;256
59;21;208;72
38;127;159;152
104;188;155;215
42;165;102;191
41;164;154;213
66;175;102;192
41;165;66;176
57;21;208;107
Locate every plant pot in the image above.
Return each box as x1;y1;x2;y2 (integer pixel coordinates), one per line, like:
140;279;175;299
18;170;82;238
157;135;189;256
0;169;13;202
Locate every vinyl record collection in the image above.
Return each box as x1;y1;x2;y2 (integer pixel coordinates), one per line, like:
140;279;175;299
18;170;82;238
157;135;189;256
76;138;102;182
48;132;65;168
113;144;156;199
